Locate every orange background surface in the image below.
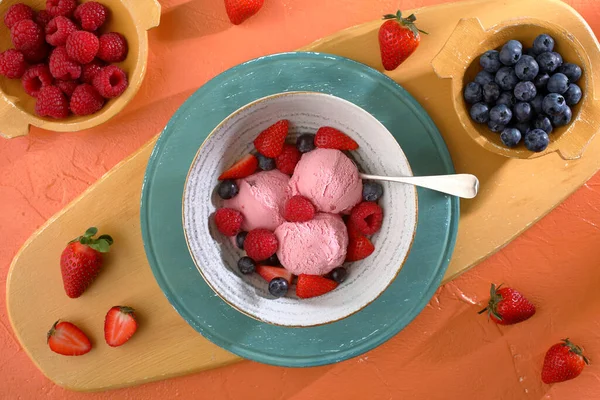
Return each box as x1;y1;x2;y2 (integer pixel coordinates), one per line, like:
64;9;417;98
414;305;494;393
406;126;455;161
2;0;600;399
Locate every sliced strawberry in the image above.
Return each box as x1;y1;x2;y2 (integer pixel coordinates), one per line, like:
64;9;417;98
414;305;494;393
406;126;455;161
256;265;292;283
346;234;375;262
104;306;138;347
314;127;359;150
218;154;258;181
253;119;289;158
47;320;92;356
296;275;338;299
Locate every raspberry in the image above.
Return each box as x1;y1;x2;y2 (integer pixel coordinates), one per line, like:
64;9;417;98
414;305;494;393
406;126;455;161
244;229;278;261
4;4;34;29
284;195;315;222
349;202;383;235
345;234;375;262
21;64;53;97
49;46;81;80
46;0;77;17
275;144;301;175
35;10;53;29
81;59;105;84
93;65;128;98
35;86;69;118
56;80;78;97
45;16;77;47
0;49;27;79
22;44;50;63
70;84;105;116
214;208;244;237
74;2;107;32
97;32;128;63
66;31;99;64
11;19;44;52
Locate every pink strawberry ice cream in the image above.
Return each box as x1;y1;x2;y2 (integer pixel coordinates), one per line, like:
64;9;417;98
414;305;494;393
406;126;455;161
274;213;349;276
224;170;291;231
289;148;362;214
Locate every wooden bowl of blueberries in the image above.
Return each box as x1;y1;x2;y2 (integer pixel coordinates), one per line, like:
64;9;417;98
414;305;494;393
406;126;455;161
432;17;600;160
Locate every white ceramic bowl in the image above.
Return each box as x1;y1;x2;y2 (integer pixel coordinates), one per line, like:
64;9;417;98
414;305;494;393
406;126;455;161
183;92;418;327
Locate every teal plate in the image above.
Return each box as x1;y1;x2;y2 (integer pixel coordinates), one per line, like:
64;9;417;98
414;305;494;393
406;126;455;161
141;52;459;367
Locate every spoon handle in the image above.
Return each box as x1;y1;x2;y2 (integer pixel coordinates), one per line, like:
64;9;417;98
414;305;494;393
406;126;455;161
360;173;479;199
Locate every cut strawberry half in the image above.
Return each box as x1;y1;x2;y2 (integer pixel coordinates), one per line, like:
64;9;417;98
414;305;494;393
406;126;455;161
345;234;375;262
104;306;138;347
253;119;289;158
218;154;258;181
296;274;338;299
314;127;359;150
256;265;292;283
47;320;92;356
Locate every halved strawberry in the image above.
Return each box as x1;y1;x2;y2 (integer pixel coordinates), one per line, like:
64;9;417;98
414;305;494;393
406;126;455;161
256;265;292;283
296;275;338;299
104;306;138;347
47;320;92;356
346;234;375;262
314;127;359;150
218;154;258;180
253;120;289;158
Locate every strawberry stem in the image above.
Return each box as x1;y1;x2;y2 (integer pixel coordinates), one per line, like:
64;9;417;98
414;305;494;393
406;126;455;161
69;227;113;253
382;10;429;36
479;283;504;321
562;338;590;365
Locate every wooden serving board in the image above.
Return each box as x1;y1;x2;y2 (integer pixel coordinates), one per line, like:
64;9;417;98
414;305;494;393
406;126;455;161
7;0;600;392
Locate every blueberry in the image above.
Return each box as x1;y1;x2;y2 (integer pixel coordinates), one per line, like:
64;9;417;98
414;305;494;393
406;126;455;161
482;82;501;104
490;104;513;125
515;55;539;81
256;153;276;171
475;70;495;86
533;115;553;134
236;231;248;250
237;256;256;275
550;106;572;127
547;73;569;94
496;91;516;107
362;181;383;202
514;81;537;102
463;82;483;104
533;34;555;55
331;267;347;283
542;93;567;116
296;133;316;153
480;50;502;73
557;63;582;83
564;83;582;106
499;40;522;66
536;52;560;73
217;180;239;199
500;127;522;147
488;121;506;133
524;129;550;152
470;102;490;124
552;52;563;67
533;73;550;90
495;67;519;91
268;277;289;298
514;102;533;122
265;253;281;266
531;94;544;114
514;121;531;136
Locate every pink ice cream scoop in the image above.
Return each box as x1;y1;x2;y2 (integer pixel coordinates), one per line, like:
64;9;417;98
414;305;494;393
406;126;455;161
274;213;349;276
289;148;362;214
224;170;291;231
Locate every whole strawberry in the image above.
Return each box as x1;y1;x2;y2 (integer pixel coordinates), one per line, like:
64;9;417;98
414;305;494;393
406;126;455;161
60;227;113;298
378;10;427;71
542;339;589;384
224;0;264;25
478;283;535;325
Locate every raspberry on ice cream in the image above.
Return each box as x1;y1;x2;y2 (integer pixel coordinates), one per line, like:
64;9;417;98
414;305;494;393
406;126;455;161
289;148;362;214
274;213;349;276
223;170;291;231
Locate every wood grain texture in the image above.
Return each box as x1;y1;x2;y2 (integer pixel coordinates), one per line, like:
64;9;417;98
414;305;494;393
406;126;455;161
6;0;600;391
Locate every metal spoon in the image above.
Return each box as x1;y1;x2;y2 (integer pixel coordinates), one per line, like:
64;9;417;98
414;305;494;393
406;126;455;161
360;173;479;199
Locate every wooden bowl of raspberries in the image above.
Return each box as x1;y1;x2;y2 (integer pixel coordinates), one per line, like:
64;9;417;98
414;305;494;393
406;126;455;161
0;0;160;138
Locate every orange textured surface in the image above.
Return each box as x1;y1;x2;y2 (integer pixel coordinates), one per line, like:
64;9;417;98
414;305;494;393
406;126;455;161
2;0;600;398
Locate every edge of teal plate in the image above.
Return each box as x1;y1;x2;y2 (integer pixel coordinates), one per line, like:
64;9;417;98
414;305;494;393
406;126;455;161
140;51;460;367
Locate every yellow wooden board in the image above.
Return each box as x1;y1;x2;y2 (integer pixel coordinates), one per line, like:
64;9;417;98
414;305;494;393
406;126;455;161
7;0;600;392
